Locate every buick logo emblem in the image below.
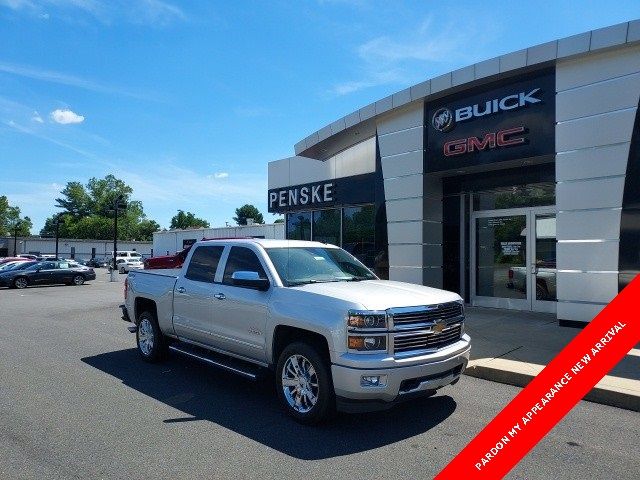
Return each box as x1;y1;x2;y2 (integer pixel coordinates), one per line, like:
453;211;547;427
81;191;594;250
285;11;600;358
432;108;454;132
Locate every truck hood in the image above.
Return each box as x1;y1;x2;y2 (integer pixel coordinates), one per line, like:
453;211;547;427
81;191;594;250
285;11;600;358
291;280;461;310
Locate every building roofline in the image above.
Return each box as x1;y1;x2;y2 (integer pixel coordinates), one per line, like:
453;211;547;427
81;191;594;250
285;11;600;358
294;19;640;157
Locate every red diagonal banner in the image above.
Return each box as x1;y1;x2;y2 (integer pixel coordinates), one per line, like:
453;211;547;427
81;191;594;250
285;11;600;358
435;275;640;479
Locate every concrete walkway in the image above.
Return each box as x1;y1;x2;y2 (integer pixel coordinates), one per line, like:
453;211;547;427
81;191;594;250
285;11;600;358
463;307;640;412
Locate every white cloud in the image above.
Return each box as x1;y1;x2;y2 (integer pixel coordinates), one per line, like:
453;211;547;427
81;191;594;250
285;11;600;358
0;0;186;26
0;60;154;100
3;119;95;157
50;108;85;124
31;110;43;123
331;15;496;96
213;172;229;179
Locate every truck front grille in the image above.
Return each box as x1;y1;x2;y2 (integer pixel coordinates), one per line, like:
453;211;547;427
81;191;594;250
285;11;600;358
391;302;463;327
393;324;463;353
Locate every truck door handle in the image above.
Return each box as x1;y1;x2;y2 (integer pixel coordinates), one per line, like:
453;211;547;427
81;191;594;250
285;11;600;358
177;286;186;293
214;293;226;300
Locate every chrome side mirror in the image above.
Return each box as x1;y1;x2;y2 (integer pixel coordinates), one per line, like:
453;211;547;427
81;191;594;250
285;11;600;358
231;271;269;291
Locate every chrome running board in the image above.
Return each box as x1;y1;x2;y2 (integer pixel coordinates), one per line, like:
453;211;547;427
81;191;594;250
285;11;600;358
168;344;259;380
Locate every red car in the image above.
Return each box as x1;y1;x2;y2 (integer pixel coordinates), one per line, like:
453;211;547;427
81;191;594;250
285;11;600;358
143;247;191;270
0;257;31;266
144;237;251;269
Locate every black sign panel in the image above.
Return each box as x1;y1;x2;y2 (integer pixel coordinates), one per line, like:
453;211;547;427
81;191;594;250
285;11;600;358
268;173;376;213
426;69;555;173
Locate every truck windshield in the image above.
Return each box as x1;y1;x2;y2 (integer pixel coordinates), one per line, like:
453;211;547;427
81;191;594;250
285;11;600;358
265;247;377;286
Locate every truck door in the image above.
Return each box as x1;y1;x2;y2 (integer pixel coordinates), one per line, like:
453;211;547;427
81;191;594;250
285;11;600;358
210;246;271;362
172;245;225;346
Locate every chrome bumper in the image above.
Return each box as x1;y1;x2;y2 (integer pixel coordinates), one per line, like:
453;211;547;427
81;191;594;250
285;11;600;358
331;339;470;409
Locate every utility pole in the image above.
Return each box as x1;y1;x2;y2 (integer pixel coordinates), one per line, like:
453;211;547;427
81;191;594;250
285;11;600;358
13;222;21;256
109;195;127;281
54;213;64;260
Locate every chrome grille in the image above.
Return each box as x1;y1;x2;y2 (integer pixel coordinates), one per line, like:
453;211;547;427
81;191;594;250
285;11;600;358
393;324;463;353
391;302;463;327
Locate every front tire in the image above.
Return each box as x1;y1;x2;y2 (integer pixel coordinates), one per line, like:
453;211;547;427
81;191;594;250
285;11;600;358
136;311;166;362
119;266;126;274
276;342;334;424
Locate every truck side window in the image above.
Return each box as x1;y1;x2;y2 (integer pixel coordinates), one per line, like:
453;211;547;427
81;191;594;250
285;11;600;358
222;247;267;285
185;246;224;283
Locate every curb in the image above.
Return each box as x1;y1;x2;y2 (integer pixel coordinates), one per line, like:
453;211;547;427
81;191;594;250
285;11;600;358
464;363;640;412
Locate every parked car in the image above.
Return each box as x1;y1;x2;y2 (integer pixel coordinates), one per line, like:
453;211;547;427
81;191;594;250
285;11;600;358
0;257;31;266
116;258;144;274
0;260;96;289
508;261;557;300
144;238;248;270
122;239;470;424
0;260;36;271
86;258;109;268
17;254;38;260
143;247;191;270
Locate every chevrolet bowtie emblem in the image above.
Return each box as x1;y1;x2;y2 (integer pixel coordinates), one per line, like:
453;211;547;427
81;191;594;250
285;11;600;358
433;322;445;334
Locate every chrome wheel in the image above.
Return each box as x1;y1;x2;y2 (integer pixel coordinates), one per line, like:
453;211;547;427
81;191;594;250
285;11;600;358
281;354;319;413
73;275;84;286
14;277;28;289
138;318;155;356
119;267;125;274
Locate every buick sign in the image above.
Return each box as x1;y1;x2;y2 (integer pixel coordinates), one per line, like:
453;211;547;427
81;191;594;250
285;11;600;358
432;108;454;132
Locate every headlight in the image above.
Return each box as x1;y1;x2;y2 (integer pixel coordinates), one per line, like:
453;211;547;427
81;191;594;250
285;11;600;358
348;335;387;352
347;310;387;329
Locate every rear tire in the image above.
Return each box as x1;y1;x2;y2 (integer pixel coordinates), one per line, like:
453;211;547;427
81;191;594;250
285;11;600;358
119;266;126;274
276;342;335;424
13;277;28;289
72;274;85;286
136;311;167;362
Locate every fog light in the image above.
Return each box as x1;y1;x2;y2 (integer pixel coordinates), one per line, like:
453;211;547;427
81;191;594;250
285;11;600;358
361;375;387;387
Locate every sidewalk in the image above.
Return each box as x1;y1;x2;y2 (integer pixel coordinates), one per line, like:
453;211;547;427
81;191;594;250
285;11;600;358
463;307;640;412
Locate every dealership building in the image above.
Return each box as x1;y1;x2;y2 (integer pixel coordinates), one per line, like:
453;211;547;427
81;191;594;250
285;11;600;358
268;21;640;325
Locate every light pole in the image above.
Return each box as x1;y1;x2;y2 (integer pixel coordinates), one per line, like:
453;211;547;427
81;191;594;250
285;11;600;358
13;221;21;256
54;213;65;260
108;195;127;281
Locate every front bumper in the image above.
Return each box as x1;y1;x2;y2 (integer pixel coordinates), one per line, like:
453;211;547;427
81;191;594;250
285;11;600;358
332;338;470;412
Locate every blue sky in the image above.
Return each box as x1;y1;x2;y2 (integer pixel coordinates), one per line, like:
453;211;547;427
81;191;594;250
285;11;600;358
1;1;639;233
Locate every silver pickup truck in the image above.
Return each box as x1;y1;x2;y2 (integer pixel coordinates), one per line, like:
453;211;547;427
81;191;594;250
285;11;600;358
121;239;470;423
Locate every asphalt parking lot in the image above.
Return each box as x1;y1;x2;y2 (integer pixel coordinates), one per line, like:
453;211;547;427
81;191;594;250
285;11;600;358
0;273;638;480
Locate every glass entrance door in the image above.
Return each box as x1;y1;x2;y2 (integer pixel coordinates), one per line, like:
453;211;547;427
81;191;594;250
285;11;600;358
471;207;556;312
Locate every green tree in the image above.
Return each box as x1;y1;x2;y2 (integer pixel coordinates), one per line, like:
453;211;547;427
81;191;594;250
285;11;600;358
0;196;32;236
40;175;159;241
169;210;210;230
274;218;284;224
233;204;264;225
135;219;161;241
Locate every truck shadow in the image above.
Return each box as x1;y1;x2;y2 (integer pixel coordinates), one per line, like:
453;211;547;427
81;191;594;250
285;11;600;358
82;348;457;460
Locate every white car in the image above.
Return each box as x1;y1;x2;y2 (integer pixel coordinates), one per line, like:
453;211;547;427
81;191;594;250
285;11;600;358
116;258;144;274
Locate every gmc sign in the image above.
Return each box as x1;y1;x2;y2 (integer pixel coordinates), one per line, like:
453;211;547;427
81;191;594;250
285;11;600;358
444;126;526;156
426;69;555;172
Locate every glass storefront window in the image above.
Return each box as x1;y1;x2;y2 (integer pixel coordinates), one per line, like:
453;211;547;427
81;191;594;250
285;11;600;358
286;212;311;240
342;205;375;267
474;183;555;211
312;209;340;246
534;214;557;301
476;215;527;299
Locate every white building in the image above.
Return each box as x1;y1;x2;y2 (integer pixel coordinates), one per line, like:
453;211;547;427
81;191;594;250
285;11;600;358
269;20;640;326
0;236;152;260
